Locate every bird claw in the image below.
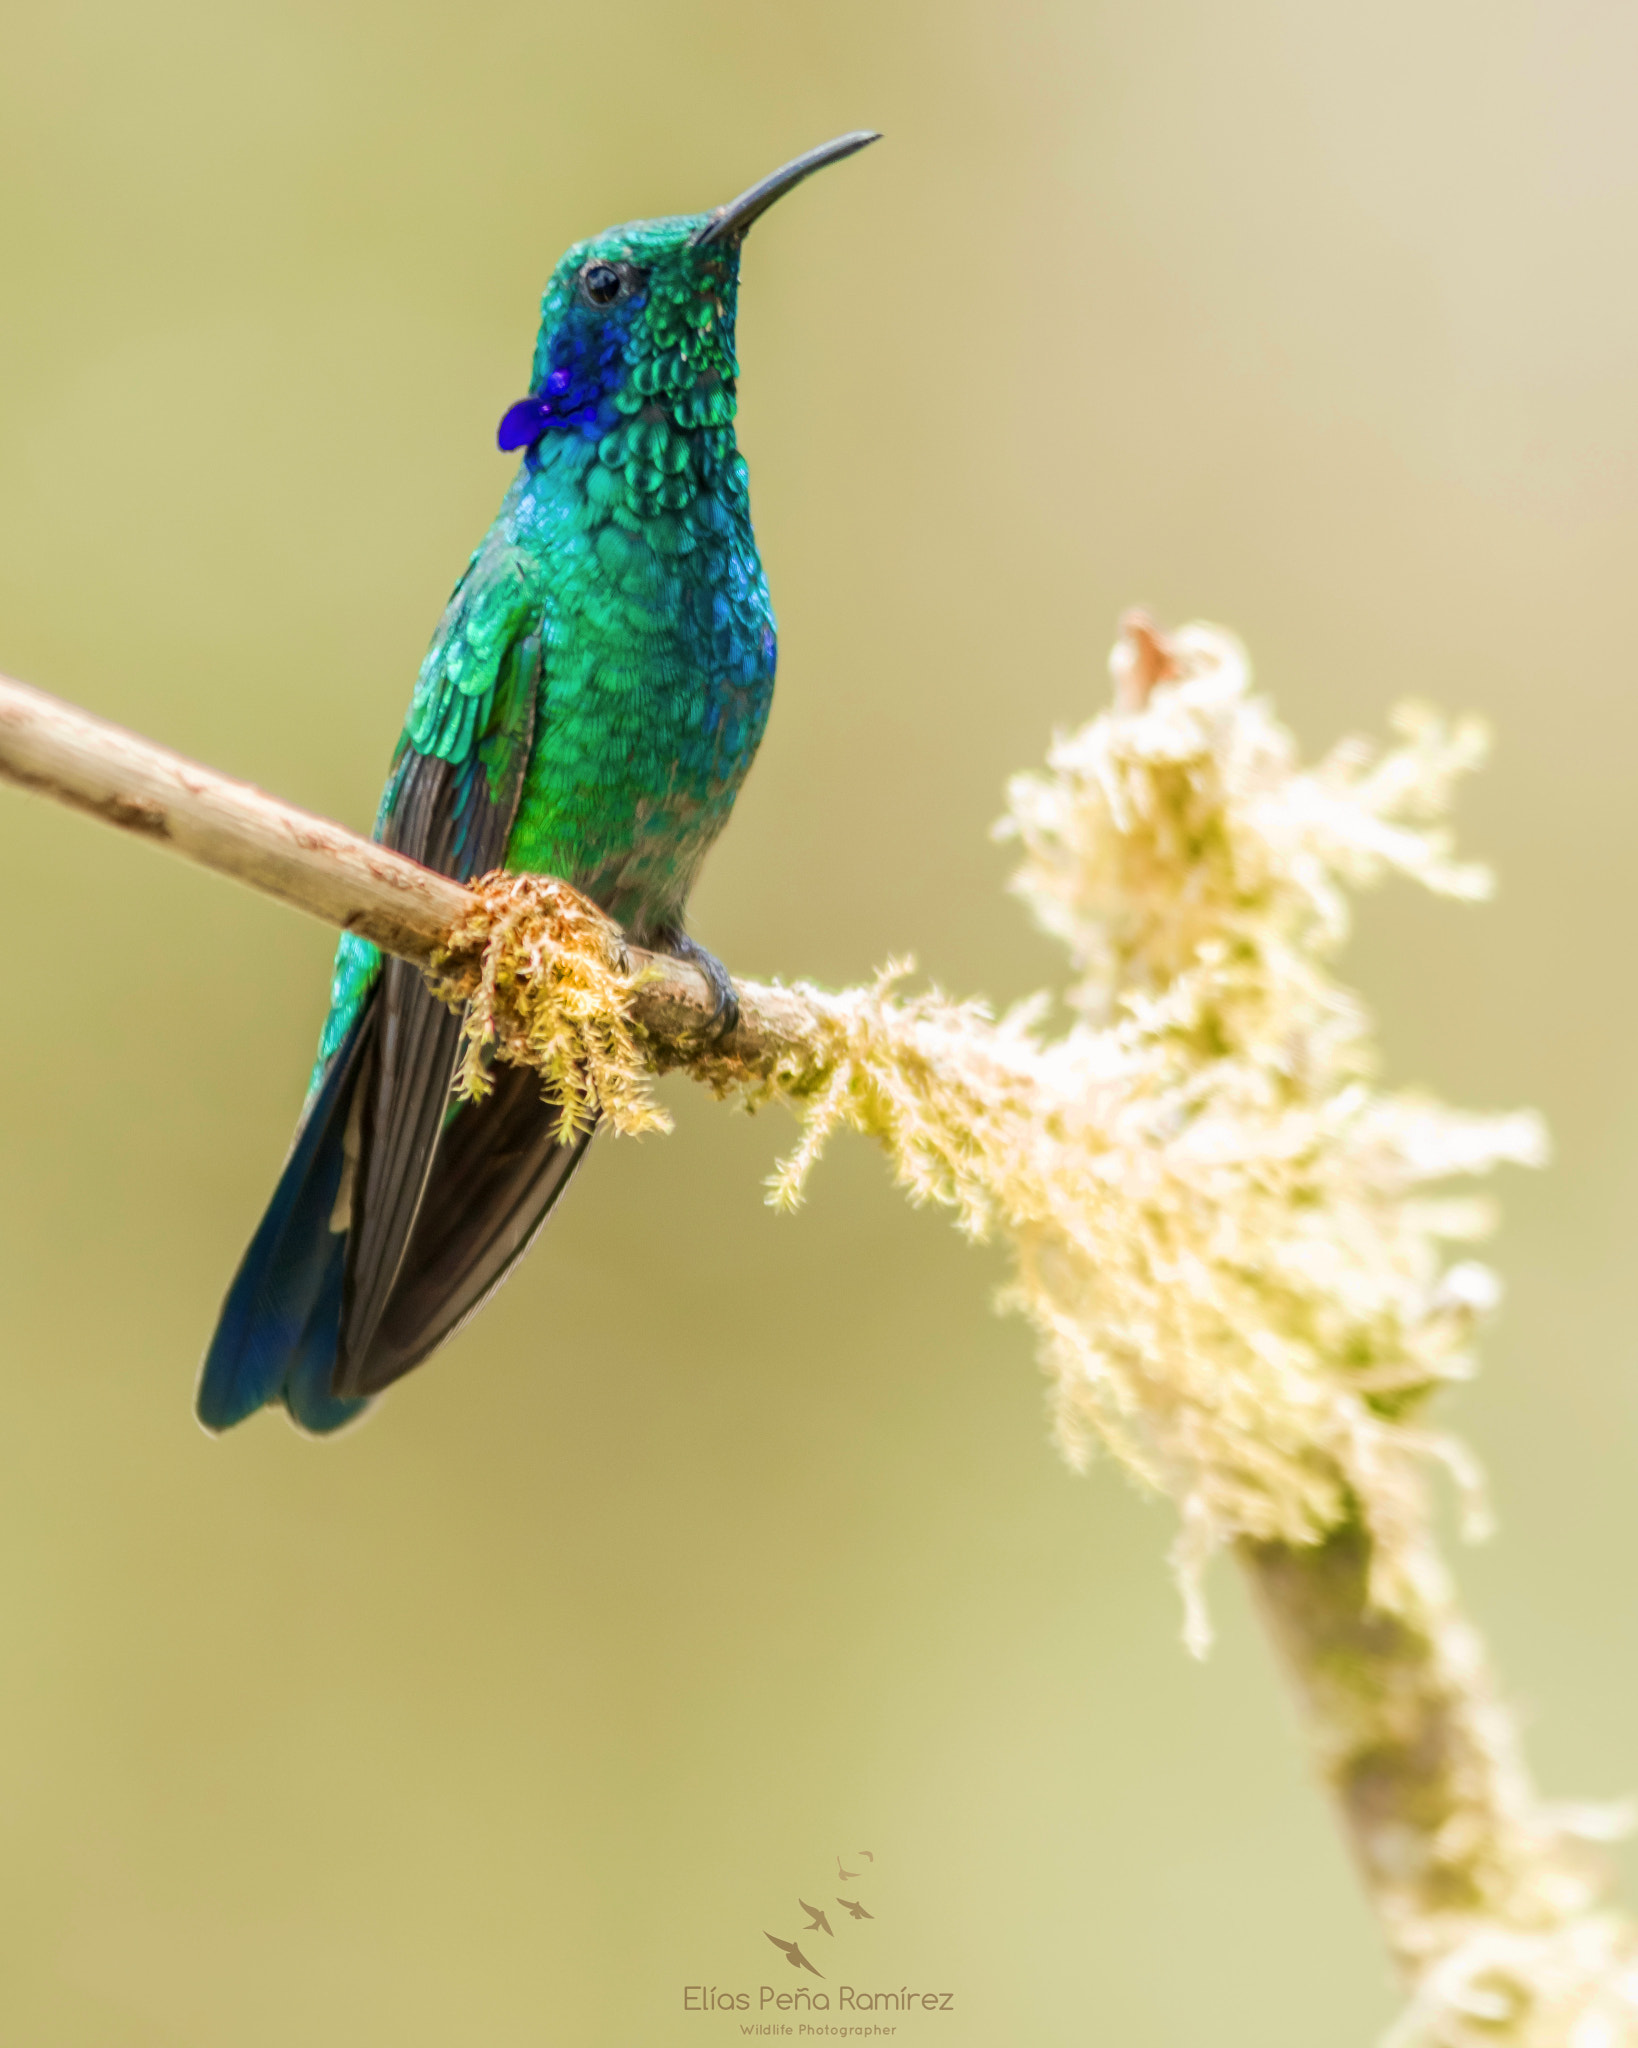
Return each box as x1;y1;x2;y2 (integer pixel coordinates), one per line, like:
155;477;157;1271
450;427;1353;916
656;929;740;1041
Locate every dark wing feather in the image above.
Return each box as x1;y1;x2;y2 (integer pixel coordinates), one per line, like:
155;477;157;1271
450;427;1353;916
334;627;541;1391
200;550;558;1432
338;759;475;1369
345;1063;593;1397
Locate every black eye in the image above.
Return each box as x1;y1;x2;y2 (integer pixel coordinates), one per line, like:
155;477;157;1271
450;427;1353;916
580;261;626;306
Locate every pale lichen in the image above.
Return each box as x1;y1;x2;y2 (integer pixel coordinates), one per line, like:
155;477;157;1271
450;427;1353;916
991;622;1537;1631
758;624;1544;1646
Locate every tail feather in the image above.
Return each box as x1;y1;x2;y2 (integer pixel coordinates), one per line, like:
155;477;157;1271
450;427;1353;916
280;1233;367;1436
196;1011;374;1434
200;991;595;1430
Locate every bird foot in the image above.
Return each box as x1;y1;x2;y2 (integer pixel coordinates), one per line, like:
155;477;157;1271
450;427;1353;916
655;928;739;1041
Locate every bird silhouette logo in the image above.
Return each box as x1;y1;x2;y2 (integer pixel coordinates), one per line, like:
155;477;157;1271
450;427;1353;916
765;1932;824;1977
753;1848;881;1976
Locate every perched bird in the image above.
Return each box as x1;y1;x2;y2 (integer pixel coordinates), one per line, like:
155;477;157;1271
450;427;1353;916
837;1898;874;1921
197;133;878;1435
799;1900;834;1937
765;1933;823;1978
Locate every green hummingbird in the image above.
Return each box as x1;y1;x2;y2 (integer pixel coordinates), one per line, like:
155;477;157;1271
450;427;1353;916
198;131;879;1435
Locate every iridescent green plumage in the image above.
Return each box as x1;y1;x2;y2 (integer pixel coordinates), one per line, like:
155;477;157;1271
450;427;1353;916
199;134;878;1436
317;209;776;1069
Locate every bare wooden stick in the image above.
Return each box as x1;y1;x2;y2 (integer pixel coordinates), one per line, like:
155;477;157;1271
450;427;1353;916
0;670;820;1072
0;672;474;967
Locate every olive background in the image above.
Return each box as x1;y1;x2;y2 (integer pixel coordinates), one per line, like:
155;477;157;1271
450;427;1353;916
2;3;1636;2042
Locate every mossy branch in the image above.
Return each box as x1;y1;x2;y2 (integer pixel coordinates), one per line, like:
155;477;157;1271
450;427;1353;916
0;637;1631;2046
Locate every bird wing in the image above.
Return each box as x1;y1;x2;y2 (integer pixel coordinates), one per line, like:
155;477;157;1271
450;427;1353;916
348;1058;593;1392
199;540;541;1429
794;1946;823;1978
202;532;602;1427
333;544;560;1397
764;1933;796;1957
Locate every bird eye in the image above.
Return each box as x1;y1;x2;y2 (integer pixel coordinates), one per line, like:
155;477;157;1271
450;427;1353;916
580;261;627;307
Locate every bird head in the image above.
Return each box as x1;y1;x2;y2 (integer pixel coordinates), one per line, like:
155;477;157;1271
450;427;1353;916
497;132;879;475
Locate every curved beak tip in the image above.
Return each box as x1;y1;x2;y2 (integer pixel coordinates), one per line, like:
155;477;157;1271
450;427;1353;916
693;130;882;247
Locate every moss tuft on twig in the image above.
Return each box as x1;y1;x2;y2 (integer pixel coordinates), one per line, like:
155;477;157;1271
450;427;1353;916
431;871;669;1139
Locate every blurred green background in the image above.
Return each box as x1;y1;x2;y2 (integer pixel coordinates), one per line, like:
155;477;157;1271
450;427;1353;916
1;1;1634;2041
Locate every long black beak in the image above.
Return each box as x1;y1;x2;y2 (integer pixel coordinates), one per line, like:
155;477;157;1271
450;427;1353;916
692;131;881;247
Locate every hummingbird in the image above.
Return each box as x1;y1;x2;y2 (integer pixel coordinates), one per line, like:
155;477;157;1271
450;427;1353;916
197;132;879;1436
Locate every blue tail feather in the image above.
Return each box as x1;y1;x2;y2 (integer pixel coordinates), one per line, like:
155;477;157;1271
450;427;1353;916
280;1234;366;1436
196;1011;374;1434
